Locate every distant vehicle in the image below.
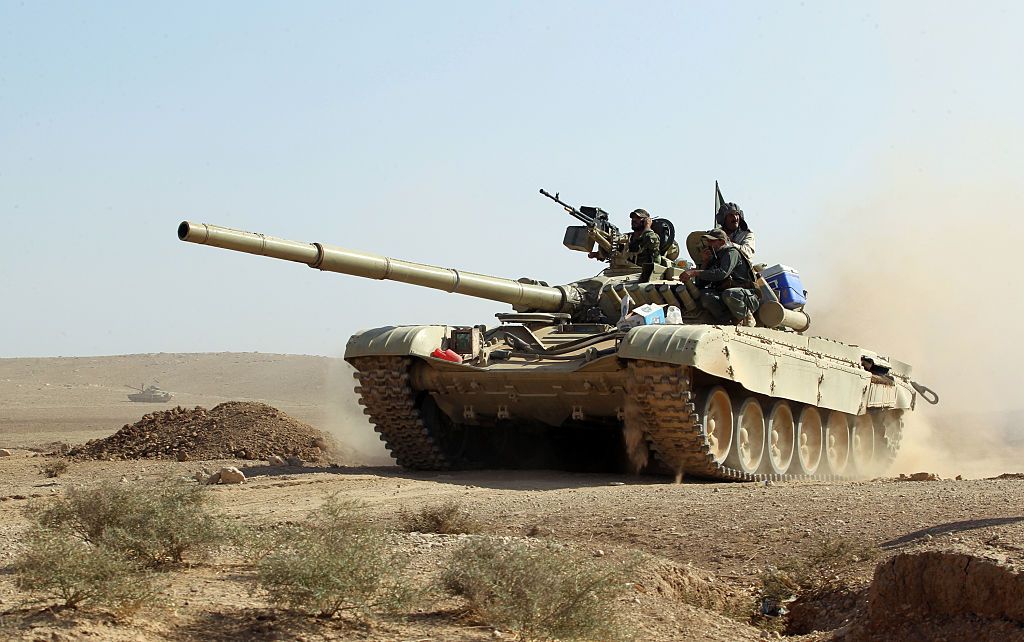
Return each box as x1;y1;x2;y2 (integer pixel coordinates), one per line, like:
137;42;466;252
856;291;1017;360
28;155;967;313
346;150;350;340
126;384;173;403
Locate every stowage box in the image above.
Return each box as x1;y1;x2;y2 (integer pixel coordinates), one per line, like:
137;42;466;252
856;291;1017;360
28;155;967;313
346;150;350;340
761;264;806;309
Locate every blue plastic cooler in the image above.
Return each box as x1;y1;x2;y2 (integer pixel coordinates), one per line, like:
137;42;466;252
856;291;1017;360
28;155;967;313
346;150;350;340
761;264;806;309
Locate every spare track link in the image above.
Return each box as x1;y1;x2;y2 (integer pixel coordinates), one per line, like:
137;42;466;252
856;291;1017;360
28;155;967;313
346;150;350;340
350;356;450;470
626;359;847;482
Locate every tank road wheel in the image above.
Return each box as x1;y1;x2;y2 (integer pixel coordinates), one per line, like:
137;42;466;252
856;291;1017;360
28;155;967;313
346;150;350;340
698;386;733;464
795;406;823;476
766;401;796;475
850;414;875;475
727;397;765;475
872;409;904;471
825;411;852;475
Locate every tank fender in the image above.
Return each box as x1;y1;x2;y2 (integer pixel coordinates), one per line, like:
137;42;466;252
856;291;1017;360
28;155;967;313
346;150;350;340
617;325;878;415
344;325;449;361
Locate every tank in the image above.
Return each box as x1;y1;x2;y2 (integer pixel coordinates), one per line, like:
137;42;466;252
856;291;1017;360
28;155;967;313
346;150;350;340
176;196;937;481
126;384;173;403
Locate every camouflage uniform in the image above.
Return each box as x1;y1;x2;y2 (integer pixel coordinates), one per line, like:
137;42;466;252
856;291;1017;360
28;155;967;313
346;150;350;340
628;208;662;283
696;235;759;324
634;229;662;265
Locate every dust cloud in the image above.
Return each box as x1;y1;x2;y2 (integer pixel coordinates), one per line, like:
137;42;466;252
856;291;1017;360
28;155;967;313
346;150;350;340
805;177;1024;478
320;357;394;466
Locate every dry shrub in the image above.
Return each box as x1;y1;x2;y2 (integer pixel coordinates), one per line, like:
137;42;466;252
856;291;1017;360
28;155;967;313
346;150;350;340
443;538;633;641
755;537;879;627
255;496;411;619
401;499;482;534
35;476;228;567
40;458;69;478
14;525;155;612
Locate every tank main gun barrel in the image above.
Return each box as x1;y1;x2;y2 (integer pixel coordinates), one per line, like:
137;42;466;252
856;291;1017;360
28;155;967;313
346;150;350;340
177;221;570;312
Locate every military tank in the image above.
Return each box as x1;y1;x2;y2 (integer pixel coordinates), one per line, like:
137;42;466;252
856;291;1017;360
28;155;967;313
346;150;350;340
176;193;937;481
126;384;173;403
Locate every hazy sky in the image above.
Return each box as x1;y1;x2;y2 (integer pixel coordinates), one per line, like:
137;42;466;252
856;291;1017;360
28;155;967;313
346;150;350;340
2;1;1022;362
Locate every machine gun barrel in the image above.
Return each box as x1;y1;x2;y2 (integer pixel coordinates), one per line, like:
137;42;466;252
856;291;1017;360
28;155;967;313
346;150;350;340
538;188;587;224
177;221;569;312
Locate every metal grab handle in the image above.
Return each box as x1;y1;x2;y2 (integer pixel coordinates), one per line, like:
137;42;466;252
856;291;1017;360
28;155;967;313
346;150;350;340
911;381;940;405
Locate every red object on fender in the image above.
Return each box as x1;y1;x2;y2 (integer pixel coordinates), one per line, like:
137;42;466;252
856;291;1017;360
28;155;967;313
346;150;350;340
443;349;464;363
430;348;463;363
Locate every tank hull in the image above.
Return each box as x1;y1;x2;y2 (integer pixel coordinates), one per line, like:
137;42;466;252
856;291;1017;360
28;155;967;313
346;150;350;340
127;391;173;403
346;324;911;480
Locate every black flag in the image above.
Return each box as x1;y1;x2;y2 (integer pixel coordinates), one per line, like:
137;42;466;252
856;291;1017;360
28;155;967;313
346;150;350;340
714;180;726;226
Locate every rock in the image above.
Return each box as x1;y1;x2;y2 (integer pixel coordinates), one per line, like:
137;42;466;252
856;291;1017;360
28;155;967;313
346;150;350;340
218;466;245;484
285;455;304;467
899;472;940;482
193;471;206;483
0;449;11;457
176;450;189;462
268;455;286;466
205;471;222;485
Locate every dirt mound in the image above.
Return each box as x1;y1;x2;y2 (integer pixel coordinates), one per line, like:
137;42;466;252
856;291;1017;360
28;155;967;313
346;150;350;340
68;402;344;464
867;550;1024;624
639;559;752;617
792;550;1024;641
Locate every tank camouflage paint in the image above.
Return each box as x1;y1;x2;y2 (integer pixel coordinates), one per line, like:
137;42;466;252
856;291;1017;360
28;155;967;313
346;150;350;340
177;214;935;481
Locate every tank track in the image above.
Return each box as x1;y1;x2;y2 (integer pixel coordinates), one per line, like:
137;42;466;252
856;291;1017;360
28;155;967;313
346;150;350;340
351;355;900;481
876;411;903;469
625;359;865;482
350;356;451;470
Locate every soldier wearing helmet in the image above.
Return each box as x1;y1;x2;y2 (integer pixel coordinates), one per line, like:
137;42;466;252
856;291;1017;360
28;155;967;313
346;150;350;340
716;202;756;261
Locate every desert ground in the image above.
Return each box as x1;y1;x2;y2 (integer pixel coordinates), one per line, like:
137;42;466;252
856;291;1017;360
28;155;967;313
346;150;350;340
1;353;1022;641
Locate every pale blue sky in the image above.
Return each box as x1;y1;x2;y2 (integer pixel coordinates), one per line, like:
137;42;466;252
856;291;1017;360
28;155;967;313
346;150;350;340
2;1;1021;378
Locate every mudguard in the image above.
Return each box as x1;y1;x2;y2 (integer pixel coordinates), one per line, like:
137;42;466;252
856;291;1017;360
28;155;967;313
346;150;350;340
618;325;913;415
345;325;448;360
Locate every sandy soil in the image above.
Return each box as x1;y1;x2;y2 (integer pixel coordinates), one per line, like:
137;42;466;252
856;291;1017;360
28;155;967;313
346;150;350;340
1;353;1022;641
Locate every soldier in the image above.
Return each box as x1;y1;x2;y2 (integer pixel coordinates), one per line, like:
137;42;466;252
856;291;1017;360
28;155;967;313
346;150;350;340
628;208;662;282
681;229;759;326
716;202;756;261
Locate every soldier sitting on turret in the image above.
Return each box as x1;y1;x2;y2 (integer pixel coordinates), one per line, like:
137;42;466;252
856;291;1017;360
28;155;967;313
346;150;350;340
628;208;662;282
681;229;759;326
716;202;755;261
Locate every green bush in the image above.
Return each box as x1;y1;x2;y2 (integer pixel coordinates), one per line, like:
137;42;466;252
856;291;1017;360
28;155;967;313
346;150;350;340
255;496;411;618
36;476;227;566
15;525;155;612
400;499;482;534
443;538;633;642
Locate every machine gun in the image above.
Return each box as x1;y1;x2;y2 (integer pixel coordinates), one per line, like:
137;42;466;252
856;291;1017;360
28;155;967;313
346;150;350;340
540;188;678;271
539;189;619;237
540;188;637;269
